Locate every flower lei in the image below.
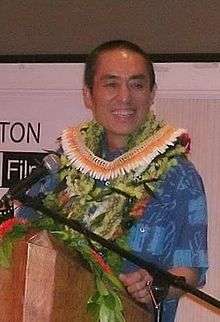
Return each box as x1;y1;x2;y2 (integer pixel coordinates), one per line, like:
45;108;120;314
44;112;189;320
0;218;28;268
0;113;190;322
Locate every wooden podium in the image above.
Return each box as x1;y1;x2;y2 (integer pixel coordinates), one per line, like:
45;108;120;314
0;231;153;322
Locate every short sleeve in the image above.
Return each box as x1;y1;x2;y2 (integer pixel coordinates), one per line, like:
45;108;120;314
15;173;59;220
125;157;208;286
170;158;208;285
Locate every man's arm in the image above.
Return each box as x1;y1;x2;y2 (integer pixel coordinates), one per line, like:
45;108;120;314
14;173;59;220
120;159;208;306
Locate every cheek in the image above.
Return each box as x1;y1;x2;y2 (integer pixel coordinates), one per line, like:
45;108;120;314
100;89;116;101
95;94;115;110
136;94;153;107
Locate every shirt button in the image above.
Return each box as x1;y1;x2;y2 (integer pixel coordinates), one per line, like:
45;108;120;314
134;176;142;183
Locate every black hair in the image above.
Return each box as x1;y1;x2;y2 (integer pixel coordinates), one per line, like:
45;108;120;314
84;40;155;91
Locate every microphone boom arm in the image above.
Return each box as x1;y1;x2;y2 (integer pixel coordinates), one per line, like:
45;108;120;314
18;194;220;311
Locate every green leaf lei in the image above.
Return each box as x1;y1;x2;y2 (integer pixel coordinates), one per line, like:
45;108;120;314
0;113;189;322
42;113;188;321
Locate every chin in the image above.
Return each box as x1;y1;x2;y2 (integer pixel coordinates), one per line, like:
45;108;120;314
110;128;138;137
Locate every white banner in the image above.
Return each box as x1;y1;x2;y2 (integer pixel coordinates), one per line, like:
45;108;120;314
0;61;220;322
0;63;91;195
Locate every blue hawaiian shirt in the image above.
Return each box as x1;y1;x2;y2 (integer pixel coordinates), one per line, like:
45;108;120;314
124;156;208;322
16;153;208;322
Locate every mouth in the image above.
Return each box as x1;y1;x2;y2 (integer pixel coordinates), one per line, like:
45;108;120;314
112;109;135;117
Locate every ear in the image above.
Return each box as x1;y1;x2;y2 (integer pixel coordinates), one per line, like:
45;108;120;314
149;85;156;105
83;86;94;110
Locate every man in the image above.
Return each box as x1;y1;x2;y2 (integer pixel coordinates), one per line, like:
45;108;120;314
17;40;208;322
82;40;207;321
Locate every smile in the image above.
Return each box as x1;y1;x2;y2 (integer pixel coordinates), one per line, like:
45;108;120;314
112;110;135;116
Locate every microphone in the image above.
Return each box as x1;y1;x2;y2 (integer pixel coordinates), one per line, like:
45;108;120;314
0;153;60;204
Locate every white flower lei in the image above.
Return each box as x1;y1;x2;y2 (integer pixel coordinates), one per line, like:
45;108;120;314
43;113;189;321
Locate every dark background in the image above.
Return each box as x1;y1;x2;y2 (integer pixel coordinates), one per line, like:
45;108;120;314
0;151;46;188
0;1;219;57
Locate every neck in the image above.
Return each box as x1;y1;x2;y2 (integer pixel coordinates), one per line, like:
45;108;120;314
106;133;127;150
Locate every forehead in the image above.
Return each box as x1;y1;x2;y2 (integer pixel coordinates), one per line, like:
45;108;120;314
94;49;149;78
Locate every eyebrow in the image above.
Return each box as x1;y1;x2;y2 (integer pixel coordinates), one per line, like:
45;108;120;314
100;74;119;81
129;74;148;81
100;74;148;81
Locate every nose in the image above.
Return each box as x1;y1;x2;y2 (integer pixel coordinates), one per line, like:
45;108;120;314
117;83;131;103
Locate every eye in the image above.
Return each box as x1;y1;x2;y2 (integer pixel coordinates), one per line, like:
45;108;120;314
130;81;145;90
134;83;144;89
104;81;118;88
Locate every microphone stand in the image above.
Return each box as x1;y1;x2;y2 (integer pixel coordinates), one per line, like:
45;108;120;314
16;194;220;319
147;278;169;322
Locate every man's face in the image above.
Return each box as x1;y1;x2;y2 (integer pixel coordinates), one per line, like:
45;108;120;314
83;49;155;148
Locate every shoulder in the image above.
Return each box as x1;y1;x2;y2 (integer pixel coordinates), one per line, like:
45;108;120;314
166;156;200;178
155;156;207;226
161;156;205;195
